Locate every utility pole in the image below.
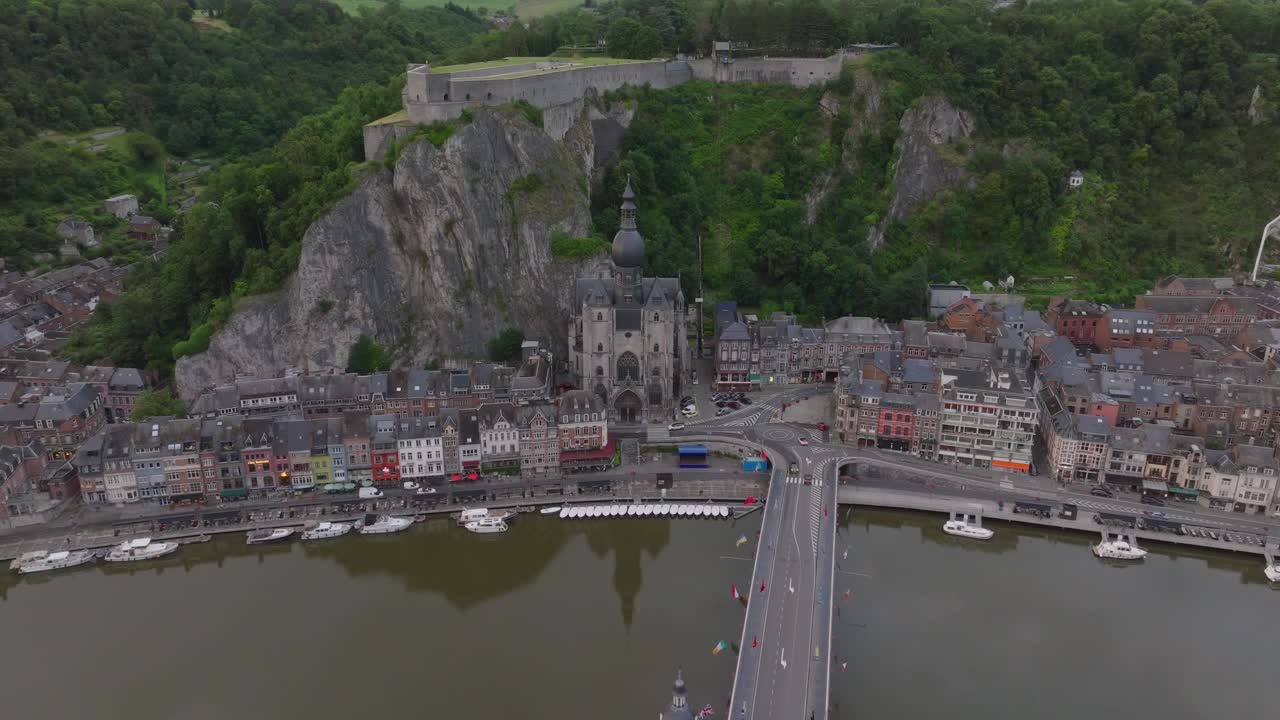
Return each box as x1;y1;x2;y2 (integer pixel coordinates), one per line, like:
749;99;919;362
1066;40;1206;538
1251;213;1280;283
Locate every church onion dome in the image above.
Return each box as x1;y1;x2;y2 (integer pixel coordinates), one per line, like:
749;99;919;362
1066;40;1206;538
612;228;645;268
612;176;645;268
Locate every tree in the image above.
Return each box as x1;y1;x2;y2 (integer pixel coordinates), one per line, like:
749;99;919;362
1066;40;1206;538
129;389;187;421
487;328;525;361
606;18;662;59
347;335;391;374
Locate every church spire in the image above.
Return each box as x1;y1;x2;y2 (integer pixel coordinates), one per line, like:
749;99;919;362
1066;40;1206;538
620;175;638;229
611;174;645;270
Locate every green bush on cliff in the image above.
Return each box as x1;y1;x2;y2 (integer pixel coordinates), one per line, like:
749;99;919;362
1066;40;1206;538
550;232;610;258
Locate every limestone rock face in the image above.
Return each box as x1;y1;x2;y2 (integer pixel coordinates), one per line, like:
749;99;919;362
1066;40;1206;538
176;107;619;398
1248;85;1271;126
804;69;889;223
867;96;975;248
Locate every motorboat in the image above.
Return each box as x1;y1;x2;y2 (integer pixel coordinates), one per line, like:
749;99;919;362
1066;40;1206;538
943;520;995;541
1093;531;1147;561
455;507;515;526
246;528;295;545
464;518;509;535
13;549;96;574
301;521;353;541
541;506;562;515
695;506;706;517
358;514;413;535
1265;561;1280;583
105;537;179;563
719;506;730;518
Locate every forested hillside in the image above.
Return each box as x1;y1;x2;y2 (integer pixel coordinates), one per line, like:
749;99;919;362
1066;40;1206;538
0;0;488;265
590;0;1280;323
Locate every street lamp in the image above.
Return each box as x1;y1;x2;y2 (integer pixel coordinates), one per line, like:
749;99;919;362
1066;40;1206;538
1250;213;1280;283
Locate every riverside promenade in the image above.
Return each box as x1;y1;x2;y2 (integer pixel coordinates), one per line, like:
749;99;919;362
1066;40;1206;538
840;484;1275;557
0;474;769;562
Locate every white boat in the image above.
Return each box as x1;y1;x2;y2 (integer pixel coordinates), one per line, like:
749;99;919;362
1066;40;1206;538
105;537;179;563
625;505;635;516
661;505;671;516
246;528;295;545
301;521;353;541
358;515;413;535
1265;562;1280;583
719;506;730;518
541;506;562;515
13;549;96;574
1093;531;1147;561
456;507;515;526
695;506;706;517
644;505;654;516
592;506;603;518
942;520;994;540
465;518;509;534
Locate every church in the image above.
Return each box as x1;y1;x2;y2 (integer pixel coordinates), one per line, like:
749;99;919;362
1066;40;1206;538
568;179;688;423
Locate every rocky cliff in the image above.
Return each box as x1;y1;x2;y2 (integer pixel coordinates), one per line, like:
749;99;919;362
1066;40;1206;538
176;102;628;398
804;68;888;223
867;96;975;248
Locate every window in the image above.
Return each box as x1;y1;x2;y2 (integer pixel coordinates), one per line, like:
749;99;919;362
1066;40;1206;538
596;313;602;321
653;313;659;321
597;343;603;352
596;366;604;376
653;343;660;352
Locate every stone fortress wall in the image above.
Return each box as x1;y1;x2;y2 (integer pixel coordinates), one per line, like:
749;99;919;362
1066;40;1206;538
362;46;897;161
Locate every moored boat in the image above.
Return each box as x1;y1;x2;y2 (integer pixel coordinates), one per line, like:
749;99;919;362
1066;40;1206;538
357;514;413;535
1093;531;1147;561
455;507;515;526
1265;562;1280;583
464;517;509;534
301;521;353;541
105;537;180;563
14;549;97;574
246;528;295;545
942;520;995;541
541;506;563;515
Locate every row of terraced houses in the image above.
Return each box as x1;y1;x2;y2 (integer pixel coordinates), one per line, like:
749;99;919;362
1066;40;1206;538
830;276;1280;516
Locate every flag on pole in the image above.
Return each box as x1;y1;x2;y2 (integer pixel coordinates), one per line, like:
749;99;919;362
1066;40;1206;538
736;533;748;547
712;640;727;655
731;583;739;599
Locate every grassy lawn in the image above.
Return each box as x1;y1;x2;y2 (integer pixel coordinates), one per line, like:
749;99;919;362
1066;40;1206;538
331;0;580;19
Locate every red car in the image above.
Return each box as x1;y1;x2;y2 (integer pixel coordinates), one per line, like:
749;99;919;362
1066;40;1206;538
817;422;827;431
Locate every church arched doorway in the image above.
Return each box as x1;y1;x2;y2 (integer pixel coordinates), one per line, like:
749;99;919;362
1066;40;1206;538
615;390;642;424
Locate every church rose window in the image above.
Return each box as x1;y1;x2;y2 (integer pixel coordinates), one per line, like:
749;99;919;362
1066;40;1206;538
617;352;640;382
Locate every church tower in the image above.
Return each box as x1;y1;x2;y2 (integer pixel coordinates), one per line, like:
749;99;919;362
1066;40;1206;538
612;177;644;305
661;668;695;720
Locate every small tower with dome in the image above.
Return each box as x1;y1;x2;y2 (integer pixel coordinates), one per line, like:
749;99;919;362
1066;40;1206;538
660;668;696;720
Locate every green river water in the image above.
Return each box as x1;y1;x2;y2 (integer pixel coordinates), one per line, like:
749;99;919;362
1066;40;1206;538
0;509;1274;720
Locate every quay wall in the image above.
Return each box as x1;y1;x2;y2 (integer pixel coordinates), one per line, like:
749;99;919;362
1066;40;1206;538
840;485;1272;558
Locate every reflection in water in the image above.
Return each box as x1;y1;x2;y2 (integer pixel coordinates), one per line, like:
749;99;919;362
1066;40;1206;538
584;517;672;629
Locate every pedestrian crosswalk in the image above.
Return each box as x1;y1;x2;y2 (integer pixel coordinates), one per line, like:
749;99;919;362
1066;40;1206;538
808;485;823;553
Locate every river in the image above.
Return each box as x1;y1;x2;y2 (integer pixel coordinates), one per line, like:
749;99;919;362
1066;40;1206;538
0;509;1274;719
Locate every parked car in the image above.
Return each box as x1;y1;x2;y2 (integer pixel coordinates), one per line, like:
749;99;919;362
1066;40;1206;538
668;422;686;431
716;407;731;417
1089;486;1115;498
728;401;742;409
682;407;699;418
740;397;752;404
716;401;729;408
798;437;809;446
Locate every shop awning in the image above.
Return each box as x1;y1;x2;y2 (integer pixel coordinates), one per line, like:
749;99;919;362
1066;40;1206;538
1142;479;1169;493
219;489;248;498
1167;485;1199;497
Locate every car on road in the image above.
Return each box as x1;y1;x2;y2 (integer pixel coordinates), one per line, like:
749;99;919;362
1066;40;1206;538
680;396;694;406
415;486;437;496
682;407;699;418
668;422;686;431
740;397;752;404
1140;495;1167;507
716;400;729;408
1143;510;1169;519
798;437;809;446
1089;486;1115;498
803;474;813;485
402;481;420;491
716;407;730;417
788;463;799;474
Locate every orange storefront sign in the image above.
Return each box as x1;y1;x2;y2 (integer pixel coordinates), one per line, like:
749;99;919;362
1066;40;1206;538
992;459;1030;470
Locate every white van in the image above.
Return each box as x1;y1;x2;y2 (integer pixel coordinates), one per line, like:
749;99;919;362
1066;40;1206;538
358;486;384;500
